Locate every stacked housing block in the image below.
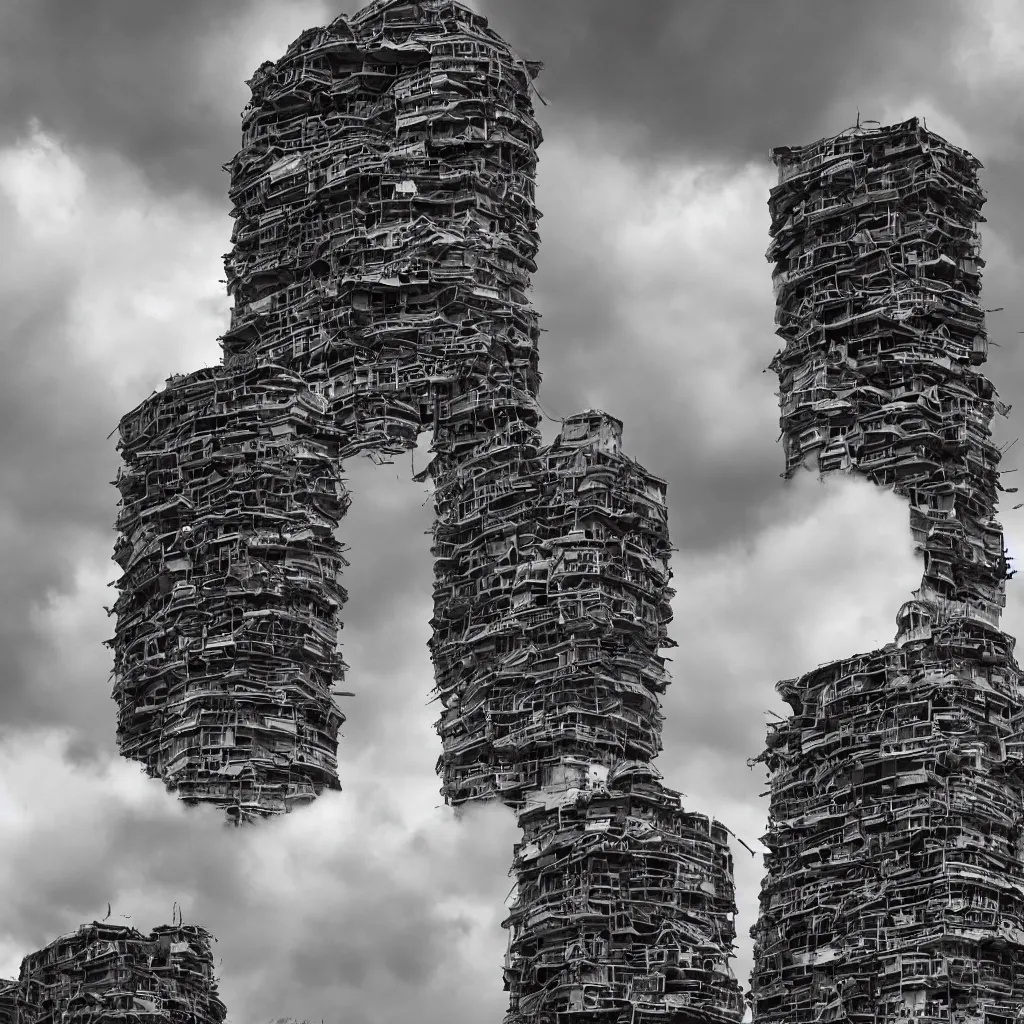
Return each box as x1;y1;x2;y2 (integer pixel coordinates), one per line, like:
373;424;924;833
489;413;744;1023
1;923;225;1024
107;0;744;1019
109;364;351;821
750;118;1024;1023
431;409;671;806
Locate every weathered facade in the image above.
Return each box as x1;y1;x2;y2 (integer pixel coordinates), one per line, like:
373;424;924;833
2;923;225;1024
107;0;745;1018
505;760;743;1022
751;118;1024;1022
110;365;351;821
433;409;673;808
493;413;744;1022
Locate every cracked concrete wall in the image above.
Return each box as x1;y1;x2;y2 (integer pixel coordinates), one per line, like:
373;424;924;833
751;118;1024;1023
106;0;745;1019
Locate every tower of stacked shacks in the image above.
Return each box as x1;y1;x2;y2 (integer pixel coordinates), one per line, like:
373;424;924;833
750;117;1024;1022
105;0;745;1019
0;922;226;1024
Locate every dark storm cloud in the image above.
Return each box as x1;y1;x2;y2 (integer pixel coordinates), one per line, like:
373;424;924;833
983;144;1024;264
0;744;520;1024
0;0;342;200
529;228;785;554
2;790;246;948
652;475;922;835
0;153;229;734
969;162;1024;465
521;147;790;555
0;0;976;202
0;191;118;730
476;0;969;166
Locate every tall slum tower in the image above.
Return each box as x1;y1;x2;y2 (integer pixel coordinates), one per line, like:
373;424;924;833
750;118;1024;1022
107;0;745;1019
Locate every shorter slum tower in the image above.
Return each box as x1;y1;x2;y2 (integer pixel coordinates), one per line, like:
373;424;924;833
0;922;226;1024
106;0;746;1019
751;118;1024;1022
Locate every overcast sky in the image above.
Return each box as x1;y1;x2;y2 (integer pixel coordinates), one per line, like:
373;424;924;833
3;1;1024;1021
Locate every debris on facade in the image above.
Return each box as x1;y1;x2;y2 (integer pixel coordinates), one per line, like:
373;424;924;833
751;117;1024;1023
3;922;226;1024
107;0;745;1017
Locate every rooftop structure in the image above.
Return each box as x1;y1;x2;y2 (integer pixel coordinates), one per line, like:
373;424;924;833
751;117;1024;1023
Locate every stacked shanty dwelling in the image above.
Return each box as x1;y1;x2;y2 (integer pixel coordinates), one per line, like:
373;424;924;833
2;922;225;1024
106;1;745;1019
750;118;1024;1023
